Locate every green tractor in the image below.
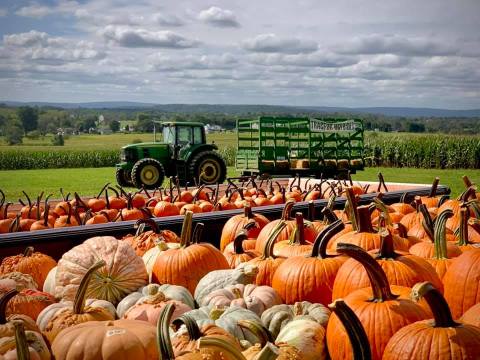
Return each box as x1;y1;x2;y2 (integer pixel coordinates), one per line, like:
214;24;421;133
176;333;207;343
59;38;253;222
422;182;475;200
116;121;227;189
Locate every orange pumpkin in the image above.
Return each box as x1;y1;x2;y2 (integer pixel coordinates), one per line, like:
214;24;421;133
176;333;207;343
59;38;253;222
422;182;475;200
0;288;55;321
223;231;261;269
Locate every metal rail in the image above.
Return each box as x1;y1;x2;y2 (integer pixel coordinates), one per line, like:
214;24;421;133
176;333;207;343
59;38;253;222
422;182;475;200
0;185;450;259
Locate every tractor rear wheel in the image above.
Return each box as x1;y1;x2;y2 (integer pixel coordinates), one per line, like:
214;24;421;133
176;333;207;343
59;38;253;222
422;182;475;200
131;158;165;189
188;151;226;185
116;168;134;187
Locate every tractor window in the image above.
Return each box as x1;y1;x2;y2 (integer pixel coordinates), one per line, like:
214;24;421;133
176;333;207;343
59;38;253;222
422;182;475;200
163;126;175;145
177;126;192;144
193;127;203;144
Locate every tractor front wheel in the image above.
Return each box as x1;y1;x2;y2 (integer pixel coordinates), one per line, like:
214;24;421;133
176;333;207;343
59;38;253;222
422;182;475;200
116;168;134;187
188;151;227;185
131;158;165;189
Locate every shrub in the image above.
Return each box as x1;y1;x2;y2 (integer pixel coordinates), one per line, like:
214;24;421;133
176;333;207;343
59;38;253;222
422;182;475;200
51;134;65;146
5;124;24;145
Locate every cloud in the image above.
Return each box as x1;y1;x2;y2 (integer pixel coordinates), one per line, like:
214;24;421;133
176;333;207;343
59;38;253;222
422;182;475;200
0;8;7;17
243;34;317;54
15;1;78;18
248;52;357;68
153;13;185;27
101;26;199;48
4;31;51;47
198;6;240;28
369;54;410;67
148;53;237;71
337;34;457;57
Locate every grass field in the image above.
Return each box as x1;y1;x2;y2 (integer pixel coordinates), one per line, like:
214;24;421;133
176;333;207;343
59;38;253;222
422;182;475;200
0;166;477;201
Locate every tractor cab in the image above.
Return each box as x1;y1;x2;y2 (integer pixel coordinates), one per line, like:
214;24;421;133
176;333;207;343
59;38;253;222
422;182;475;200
161;122;206;159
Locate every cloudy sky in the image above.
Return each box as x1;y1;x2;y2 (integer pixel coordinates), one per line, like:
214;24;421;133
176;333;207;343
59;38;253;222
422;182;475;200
0;0;479;108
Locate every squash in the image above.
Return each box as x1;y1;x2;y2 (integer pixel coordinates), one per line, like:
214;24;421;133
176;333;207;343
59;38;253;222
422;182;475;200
54;236;148;305
383;282;480;359
194;262;259;306
201;284;282;316
151;212;229;294
0;247;56;290
326;243;429;360
0;272;37;292
261;301;330;339
51;319;158;360
0;320;50;360
0;288;55;322
116;283;195;318
36;260;115;344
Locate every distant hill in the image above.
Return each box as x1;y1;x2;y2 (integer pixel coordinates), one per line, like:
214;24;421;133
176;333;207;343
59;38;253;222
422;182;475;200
1;101;479;118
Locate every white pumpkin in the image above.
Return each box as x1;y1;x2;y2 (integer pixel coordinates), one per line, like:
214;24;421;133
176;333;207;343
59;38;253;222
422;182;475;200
142;241;180;281
42;267;57;295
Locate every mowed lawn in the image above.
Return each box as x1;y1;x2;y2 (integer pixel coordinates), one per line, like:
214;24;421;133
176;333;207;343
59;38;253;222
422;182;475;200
0;166;477;201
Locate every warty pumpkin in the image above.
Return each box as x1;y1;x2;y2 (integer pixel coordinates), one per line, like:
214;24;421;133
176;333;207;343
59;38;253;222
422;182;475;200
0;290;41;337
0;288;55;322
151;211;229;294
0;247;56;290
54;236;148;305
326;243;429;360
36;260;115;344
383;282;480;360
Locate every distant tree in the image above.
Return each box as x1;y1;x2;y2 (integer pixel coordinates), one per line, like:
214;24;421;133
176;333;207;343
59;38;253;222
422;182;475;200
136;113;154;132
51;133;64;146
4;118;24;145
17;106;38;134
124;124;130;132
109;120;120;132
408;122;426;133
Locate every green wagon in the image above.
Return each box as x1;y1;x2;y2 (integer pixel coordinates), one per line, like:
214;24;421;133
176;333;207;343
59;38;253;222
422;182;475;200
236;116;365;178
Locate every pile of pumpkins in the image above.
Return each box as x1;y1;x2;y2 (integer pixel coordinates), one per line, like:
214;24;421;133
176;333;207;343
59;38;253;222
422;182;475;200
0;178;480;359
0;175;367;234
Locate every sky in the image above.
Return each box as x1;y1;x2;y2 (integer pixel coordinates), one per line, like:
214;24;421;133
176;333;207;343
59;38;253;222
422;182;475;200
0;0;479;108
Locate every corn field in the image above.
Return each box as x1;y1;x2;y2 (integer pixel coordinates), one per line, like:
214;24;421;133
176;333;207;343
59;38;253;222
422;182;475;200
0;134;478;170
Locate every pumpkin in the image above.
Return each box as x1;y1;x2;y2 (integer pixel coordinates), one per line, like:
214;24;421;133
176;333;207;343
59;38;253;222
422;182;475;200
87;183;108;212
461;303;480;327
272;220;347;306
220;207;269;251
273;213;313;258
176;338;254;360
142;241;180;281
223;221;260;253
328;300;371;360
437;187;476;231
0;247;56;290
255;201;317;253
116;283;195;318
51;319;158;360
242;343;300;360
0;290;41;338
194;262;259;306
36;260;115;344
183;305;263;344
0;320;50;360
223;230;261;269
443;248;480;319
201;284;282;316
246;222;287;286
170;309;242;357
152;211;229;294
0;272;37;292
261;301;330;339
275;318;326;360
0;288;55;322
326;243;429;360
400;196;435;231
122;218;180;256
153;200;180;217
383;282;480;359
54;236;148;305
332;226;443;299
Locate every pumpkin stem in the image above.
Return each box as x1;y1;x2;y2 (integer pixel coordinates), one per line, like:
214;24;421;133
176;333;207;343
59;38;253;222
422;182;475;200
233;231;248;254
180;211;193;247
172;314;202;341
463;175;473;188
43;204;50;227
328;300;371;360
336;243;399;302
321;207;339;225
135;218;160;235
419;204;435;242
22;191;32;208
243;219;258;232
411;282;459;328
466;199;480;219
192;223;204;244
73;260;106;314
281;200;295;221
196;337;247;360
433;209;453;259
255;342;280;360
0;289;18;324
23;246;34;257
377;228;398;259
311;219;345;259
96;183;110;199
428;177;440;198
374;197;392;226
209;306;226;320
290;212;306;245
13;320;30;360
357;206;373;233
308;201;316;222
237;319;275;346
456;208;470;246
345;188;359;231
157;303;176;360
261;222;287;260
244;206;254;219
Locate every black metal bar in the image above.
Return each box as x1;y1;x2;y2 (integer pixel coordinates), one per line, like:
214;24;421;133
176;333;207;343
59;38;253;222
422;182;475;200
0;185;450;259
